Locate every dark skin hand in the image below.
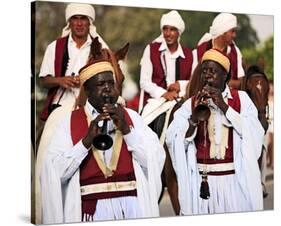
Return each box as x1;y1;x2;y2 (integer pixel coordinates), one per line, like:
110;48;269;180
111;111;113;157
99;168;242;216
185;60;229;137
82;113;110;149
40;75;80;89
185;91;206;137
201;85;229;114
102;103;131;135
58;76;80;89
82;104;131;149
167;81;180;93
162;90;178;101
162;82;180;101
185;86;229;138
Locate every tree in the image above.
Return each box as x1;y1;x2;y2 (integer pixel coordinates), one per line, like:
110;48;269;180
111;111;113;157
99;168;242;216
97;7;259;84
242;36;273;81
262;36;273;81
236;14;259;49
34;2;262;115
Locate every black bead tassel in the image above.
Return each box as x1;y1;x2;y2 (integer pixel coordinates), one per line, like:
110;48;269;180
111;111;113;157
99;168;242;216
200;174;210;199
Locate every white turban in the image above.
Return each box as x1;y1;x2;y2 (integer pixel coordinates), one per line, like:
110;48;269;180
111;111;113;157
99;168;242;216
65;3;95;23
160;10;185;34
198;13;237;45
210;13;237;38
61;3;108;49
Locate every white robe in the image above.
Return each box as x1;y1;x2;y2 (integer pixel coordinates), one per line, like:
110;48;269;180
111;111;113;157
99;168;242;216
35;33;108;224
39;104;165;224
166;87;264;215
35;103;74;224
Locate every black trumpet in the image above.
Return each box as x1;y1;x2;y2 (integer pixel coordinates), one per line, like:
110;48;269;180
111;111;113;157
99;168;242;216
92;96;114;151
194;97;211;121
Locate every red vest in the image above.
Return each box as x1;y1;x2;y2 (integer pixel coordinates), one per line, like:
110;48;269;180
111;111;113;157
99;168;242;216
143;42;193;105
192;89;241;168
70;107;137;216
196;40;238;80
40;36;69;121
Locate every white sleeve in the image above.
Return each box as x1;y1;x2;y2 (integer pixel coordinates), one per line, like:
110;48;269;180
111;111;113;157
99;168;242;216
43;114;89;184
123;109;165;169
225;91;264;137
166;99;192;149
140;45;167;99
178;80;189;97
225;106;242;136
165;99;196;215
232;91;264;210
235;46;245;78
39;41;56;78
191;49;198;75
125;109;165;216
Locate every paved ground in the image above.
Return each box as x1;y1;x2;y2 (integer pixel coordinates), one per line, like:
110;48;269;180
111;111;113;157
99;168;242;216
159;167;274;216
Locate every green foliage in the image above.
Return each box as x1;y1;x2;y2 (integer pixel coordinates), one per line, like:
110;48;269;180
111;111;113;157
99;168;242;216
98;9;259;83
242;36;273;81
34;2;66;75
33;1;272;120
34;2;260;83
235;14;259;49
263;36;274;81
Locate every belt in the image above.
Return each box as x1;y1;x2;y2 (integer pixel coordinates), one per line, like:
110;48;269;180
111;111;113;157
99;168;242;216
198;162;235;175
80;180;137;196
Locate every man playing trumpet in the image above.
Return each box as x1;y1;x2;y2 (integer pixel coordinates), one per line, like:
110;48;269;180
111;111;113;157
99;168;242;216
166;49;264;215
40;60;165;224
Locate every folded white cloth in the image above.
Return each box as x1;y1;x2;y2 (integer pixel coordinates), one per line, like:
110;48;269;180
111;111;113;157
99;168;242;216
141;98;177;125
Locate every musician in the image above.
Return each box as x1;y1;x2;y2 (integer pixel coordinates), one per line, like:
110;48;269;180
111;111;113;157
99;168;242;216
166;49;264;215
35;4;109;223
40;60;165;224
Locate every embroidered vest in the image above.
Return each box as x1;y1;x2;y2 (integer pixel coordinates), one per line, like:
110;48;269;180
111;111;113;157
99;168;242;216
40;36;69;121
143;42;193;105
192;89;240;167
70;107;137;216
196;40;238;80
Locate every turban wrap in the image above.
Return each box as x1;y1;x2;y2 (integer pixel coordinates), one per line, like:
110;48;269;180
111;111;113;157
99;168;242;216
198;13;237;45
160;10;185;34
154;10;185;43
61;3;108;48
65;3;95;23
210;13;237;39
